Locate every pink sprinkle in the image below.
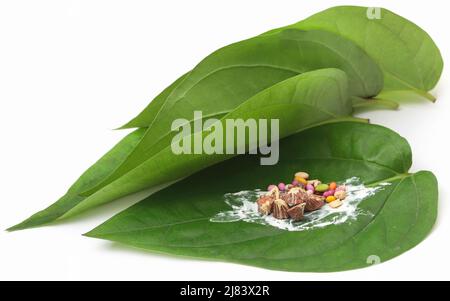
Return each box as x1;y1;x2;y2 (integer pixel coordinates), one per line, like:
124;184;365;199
278;183;286;191
306;184;315;191
323;190;335;198
267;184;277;191
292;180;299;186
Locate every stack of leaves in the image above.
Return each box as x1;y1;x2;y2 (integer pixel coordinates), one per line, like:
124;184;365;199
9;6;443;272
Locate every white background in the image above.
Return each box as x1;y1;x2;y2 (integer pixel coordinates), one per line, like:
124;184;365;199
0;0;449;280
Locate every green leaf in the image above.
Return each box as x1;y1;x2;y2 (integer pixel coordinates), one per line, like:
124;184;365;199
83;29;383;194
121;5;442;131
121;28;383;130
11;69;357;229
264;6;443;101
8;128;146;231
118;72;191;129
86;122;438;272
59;69;356;218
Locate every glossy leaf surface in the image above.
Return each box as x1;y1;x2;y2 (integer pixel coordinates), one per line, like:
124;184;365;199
12;69;354;229
88;29;382;192
87;122;438;272
265;6;443;100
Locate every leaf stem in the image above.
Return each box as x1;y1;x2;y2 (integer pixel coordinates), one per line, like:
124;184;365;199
352;97;399;110
411;89;437;102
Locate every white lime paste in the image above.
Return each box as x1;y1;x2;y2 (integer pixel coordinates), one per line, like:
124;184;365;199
210;177;390;231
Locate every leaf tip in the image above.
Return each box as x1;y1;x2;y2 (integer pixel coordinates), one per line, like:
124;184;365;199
82;231;94;237
114;121;137;131
6;223;26;232
83;229;102;239
112;125;129;131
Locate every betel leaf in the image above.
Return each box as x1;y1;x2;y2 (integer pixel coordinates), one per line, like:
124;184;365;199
11;68;356;230
86;122;438;272
58;69;354;217
120;6;442;132
119;28;383;130
264;6;444;101
84;29;383;194
118;72;191;129
8;129;146;231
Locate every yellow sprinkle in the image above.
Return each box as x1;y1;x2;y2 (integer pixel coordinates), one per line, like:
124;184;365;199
295;176;307;185
326;196;336;203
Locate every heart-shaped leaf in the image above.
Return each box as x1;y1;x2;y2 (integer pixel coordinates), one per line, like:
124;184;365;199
11;69;357;230
85;29;383;194
122;6;442;131
265;6;444;101
86;122;438;272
